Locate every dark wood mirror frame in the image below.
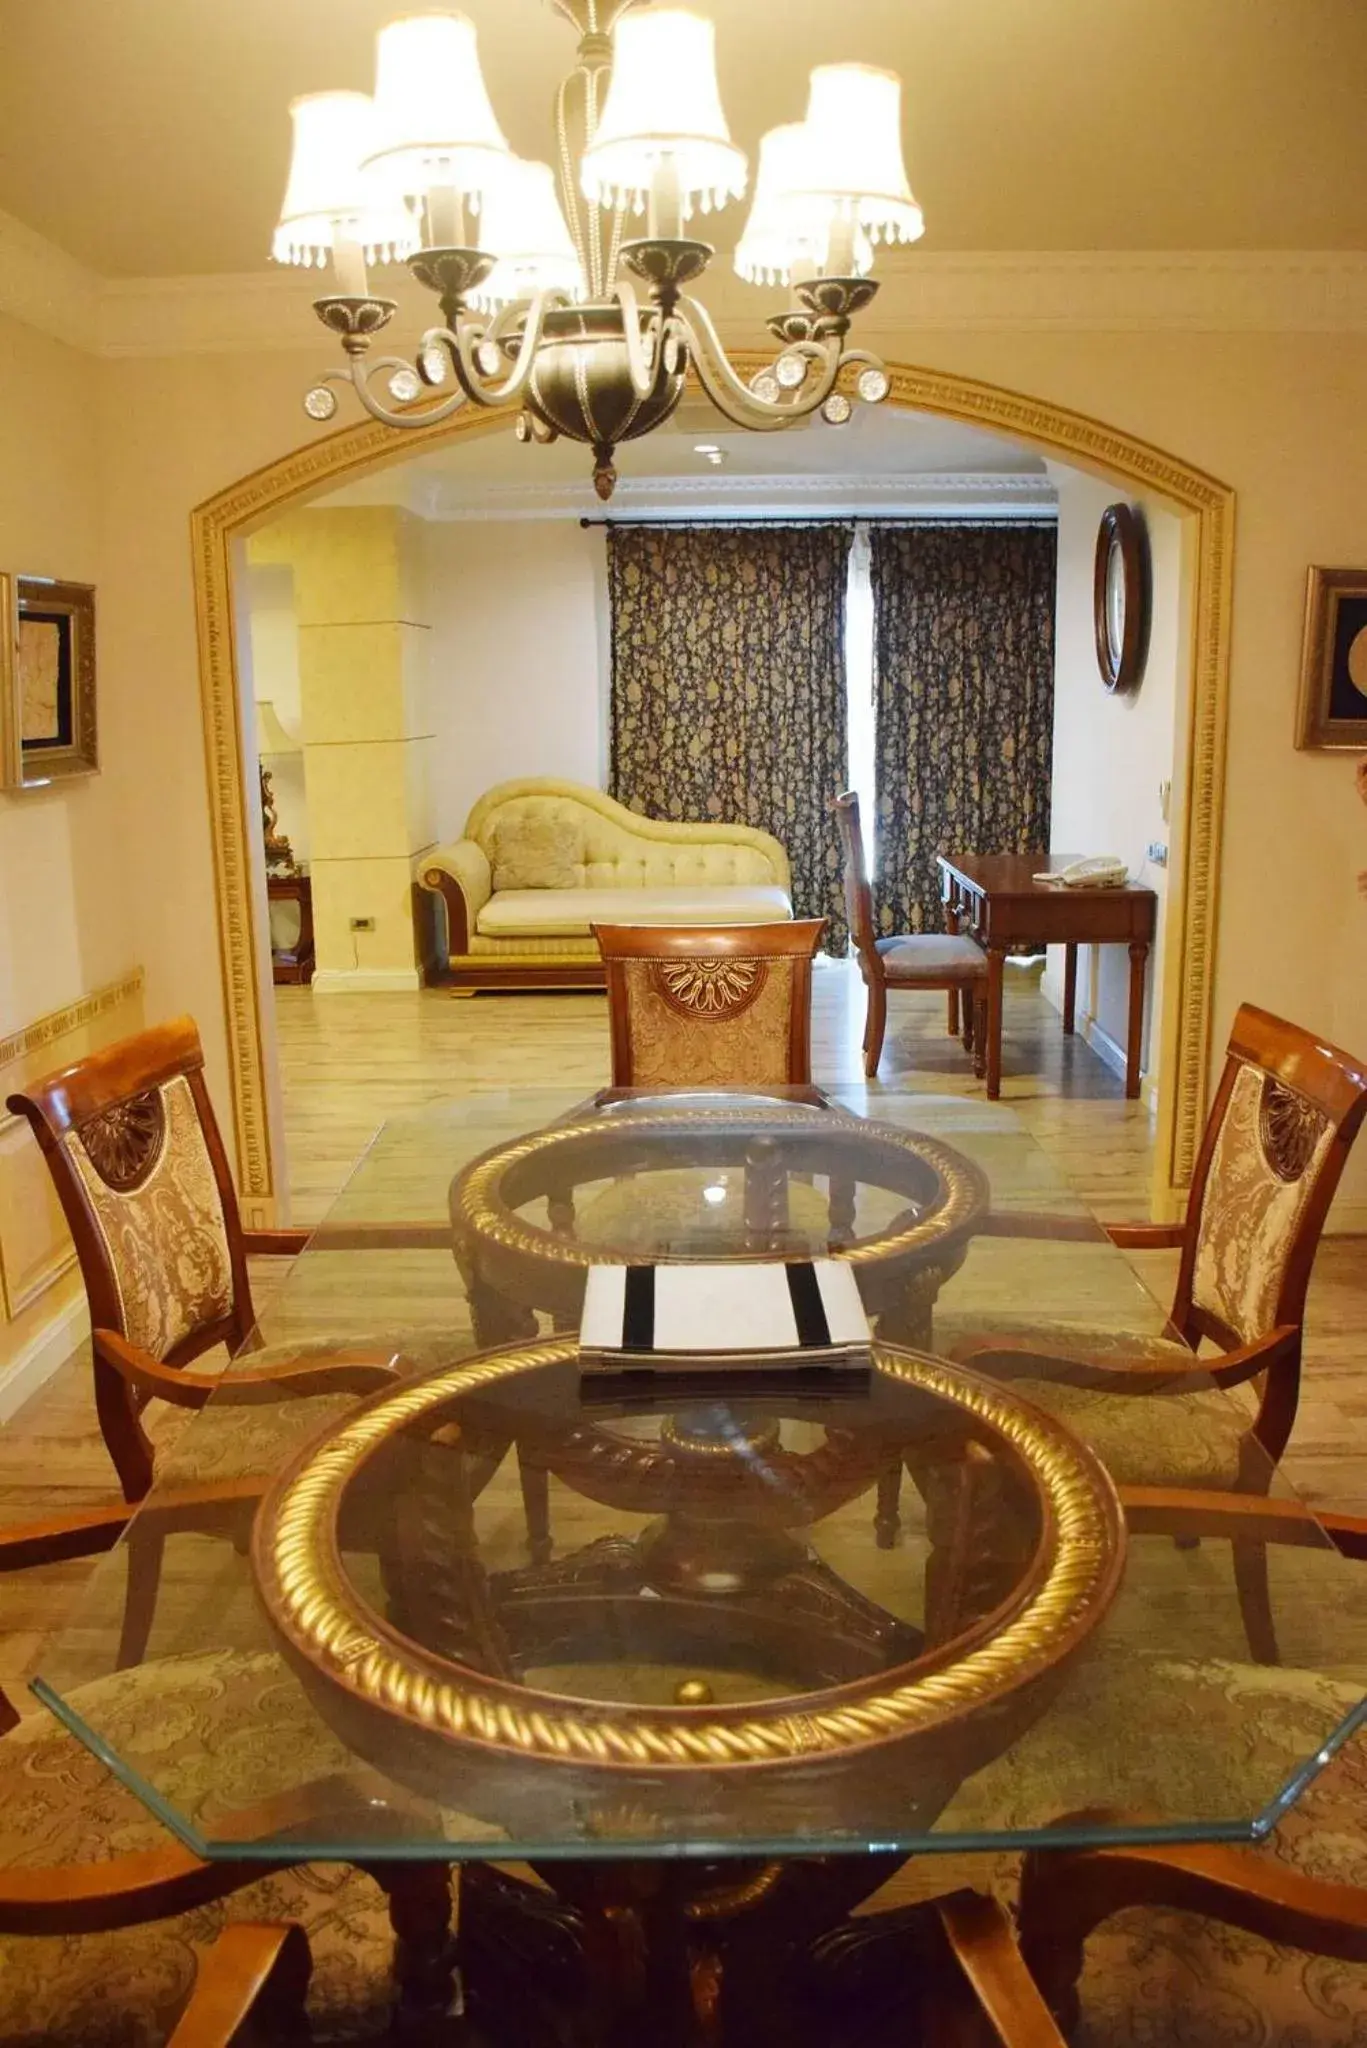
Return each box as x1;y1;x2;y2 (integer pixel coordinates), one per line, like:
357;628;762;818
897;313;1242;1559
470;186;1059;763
1094;502;1150;695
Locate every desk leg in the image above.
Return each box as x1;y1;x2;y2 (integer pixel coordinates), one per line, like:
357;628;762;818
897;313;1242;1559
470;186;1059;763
1126;942;1148;1099
945;898;962;1038
375;1862;463;2035
1062;943;1078;1035
985;948;1006;1099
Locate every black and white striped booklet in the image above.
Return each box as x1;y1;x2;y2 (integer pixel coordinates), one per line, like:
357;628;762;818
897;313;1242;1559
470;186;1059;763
579;1260;871;1375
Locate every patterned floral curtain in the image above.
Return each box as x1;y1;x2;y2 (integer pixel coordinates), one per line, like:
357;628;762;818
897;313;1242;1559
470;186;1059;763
608;523;853;949
870;523;1057;935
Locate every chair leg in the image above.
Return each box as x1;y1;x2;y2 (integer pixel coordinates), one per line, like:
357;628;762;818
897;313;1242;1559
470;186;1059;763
117;1520;166;1669
972;993;988;1081
947;987;960;1038
961;991;975;1055
1233;1536;1279;1665
865;982;888;1078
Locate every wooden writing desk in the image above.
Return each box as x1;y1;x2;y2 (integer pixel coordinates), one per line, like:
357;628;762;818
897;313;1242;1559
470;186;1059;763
936;853;1157;1100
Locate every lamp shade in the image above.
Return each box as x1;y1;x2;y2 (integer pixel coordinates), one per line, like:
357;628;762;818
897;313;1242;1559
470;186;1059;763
362;13;510;203
784;65;923;248
256;700;301;756
734;123;872;285
580;9;746;215
273;92;417;266
470;159;585;308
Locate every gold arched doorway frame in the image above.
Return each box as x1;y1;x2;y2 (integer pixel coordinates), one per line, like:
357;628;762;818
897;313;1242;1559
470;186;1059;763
192;357;1233;1218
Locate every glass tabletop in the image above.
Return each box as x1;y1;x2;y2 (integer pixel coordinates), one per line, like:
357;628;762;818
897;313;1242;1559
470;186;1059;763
32;1086;1367;1866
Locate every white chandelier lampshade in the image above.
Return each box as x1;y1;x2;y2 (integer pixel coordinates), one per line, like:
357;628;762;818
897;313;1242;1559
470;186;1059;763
734;123;872;286
273;92;418;267
579;9;747;216
469;159;586;308
789;65;923;249
363;12;510;203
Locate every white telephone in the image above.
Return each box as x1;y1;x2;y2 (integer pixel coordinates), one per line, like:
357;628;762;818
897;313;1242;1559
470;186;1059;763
1034;856;1129;889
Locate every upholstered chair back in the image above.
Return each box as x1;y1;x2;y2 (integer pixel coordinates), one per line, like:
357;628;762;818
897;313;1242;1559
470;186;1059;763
833;791;880;962
1175;1003;1367;1348
6;1017;254;1368
593;921;826;1087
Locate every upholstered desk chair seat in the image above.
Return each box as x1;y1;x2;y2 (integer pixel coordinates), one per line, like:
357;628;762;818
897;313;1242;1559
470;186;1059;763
594;919;826;1087
6;1019;402;1502
833;792;989;1080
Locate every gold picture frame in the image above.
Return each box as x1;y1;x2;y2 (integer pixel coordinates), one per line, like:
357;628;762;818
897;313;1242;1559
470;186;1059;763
1295;566;1367;751
0;573;98;789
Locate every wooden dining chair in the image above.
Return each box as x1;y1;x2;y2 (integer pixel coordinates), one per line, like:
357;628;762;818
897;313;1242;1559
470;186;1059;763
6;1016;400;1501
593;920;826;1086
1007;1491;1367;2046
832;792;989;1080
0;1499;396;2042
946;1002;1367;1658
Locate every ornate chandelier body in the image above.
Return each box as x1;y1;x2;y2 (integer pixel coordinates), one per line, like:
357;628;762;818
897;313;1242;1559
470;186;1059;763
275;1;924;499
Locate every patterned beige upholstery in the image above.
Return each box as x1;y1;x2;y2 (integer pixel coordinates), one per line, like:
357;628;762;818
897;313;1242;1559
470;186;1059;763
62;1074;232;1361
615;954;804;1088
0;1653;401;2044
944;1652;1367;2048
1192;1060;1334;1344
937;1313;1250;1485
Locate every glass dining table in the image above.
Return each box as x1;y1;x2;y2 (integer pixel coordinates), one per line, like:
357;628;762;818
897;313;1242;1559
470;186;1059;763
30;1085;1367;2046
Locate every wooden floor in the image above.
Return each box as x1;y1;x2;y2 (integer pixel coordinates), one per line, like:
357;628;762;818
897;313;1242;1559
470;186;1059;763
2;962;1365;1703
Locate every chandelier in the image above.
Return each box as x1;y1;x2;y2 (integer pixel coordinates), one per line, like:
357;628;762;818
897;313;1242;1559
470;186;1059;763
274;2;923;499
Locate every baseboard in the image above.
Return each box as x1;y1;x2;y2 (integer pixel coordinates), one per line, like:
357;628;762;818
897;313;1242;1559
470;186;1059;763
311;968;422;995
0;1293;89;1425
1326;1198;1367;1234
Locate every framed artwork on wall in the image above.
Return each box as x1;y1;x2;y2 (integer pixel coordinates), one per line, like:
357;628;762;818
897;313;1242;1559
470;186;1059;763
1296;567;1367;750
0;574;98;789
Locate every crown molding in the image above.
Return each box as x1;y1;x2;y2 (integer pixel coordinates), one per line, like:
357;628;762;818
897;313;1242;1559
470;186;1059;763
323;466;1058;522
2;215;1365;357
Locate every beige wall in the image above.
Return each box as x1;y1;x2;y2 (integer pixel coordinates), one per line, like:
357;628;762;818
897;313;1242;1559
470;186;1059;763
1043;470;1185;1093
83;311;1367;1222
423;518;608;843
0;310;135;1035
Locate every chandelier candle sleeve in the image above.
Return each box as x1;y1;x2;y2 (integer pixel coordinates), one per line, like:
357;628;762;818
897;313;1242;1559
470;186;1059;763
278;5;915;492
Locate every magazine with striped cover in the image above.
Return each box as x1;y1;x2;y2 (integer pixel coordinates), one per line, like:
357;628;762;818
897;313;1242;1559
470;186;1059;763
579;1260;871;1374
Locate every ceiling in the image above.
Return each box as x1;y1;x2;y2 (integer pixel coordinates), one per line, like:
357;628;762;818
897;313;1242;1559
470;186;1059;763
315;398;1055;516
0;0;1364;278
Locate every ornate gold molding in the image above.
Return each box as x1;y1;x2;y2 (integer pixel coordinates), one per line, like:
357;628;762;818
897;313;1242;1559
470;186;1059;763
192;362;1232;1210
0;967;145;1076
252;1335;1124;1774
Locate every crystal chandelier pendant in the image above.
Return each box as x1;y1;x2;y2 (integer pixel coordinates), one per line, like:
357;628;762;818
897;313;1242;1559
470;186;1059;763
277;7;914;490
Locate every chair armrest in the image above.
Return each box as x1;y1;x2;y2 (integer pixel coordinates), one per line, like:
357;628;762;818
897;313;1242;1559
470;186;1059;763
418;839;492;955
1104;1220;1188;1251
934;1890;1069;2048
949;1325;1296;1396
167;1924;312;2047
94;1330;402;1410
241;1228;311;1257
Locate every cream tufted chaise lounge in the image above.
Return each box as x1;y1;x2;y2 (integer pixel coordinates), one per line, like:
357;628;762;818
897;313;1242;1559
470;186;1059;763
417;778;794;991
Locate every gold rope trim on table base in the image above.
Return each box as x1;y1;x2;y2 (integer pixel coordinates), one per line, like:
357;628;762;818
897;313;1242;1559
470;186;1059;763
448;1101;991;1272
252;1337;1125;1774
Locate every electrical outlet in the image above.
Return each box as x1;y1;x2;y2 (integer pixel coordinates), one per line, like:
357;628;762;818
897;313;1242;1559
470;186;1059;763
349;916;376;932
1146;842;1168;868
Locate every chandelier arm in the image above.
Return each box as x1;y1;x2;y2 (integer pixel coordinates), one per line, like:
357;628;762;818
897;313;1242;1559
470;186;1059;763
676;296;845;428
613;280;667;399
334;357;472;431
447;292;568;406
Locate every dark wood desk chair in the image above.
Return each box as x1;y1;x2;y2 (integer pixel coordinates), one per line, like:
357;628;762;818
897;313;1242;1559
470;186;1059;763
1010;1491;1367;2045
948;1002;1367;1659
833;792;989;1080
593;919;826;1086
6;1016;399;1502
0;1500;397;2043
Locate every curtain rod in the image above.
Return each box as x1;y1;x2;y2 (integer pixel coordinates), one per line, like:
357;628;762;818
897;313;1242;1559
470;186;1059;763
578;515;1057;531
